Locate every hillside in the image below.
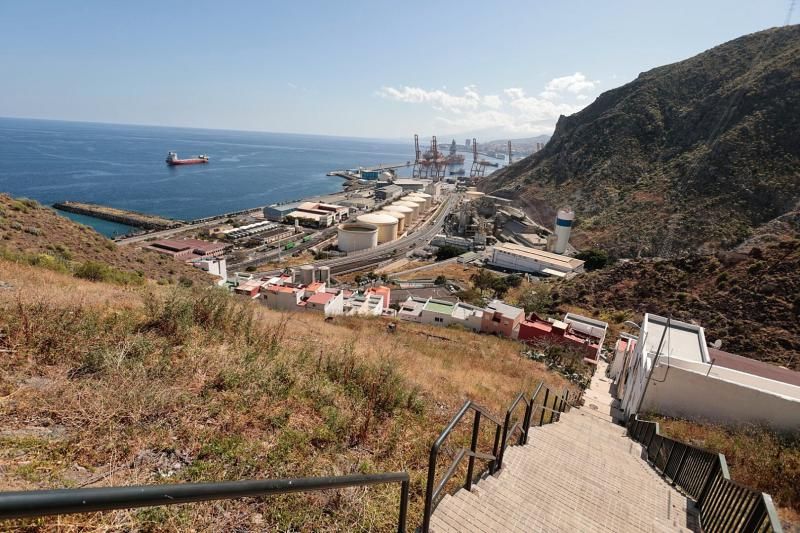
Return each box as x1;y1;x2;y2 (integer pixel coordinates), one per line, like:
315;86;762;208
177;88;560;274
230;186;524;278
0;195;211;285
483;25;800;257
553;211;800;369
0;258;572;530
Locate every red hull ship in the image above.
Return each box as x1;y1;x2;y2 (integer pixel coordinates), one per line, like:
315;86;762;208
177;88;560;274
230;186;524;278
166;152;209;166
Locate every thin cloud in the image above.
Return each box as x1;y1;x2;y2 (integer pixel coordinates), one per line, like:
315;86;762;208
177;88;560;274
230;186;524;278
377;74;599;134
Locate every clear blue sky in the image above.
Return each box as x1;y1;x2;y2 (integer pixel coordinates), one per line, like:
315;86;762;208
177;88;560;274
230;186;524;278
0;0;792;138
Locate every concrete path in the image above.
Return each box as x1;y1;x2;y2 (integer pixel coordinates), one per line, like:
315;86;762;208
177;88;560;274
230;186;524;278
429;362;698;532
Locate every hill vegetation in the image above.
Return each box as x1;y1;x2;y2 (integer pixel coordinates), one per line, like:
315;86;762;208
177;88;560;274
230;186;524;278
0;194;211;286
483;25;800;257
0;257;572;530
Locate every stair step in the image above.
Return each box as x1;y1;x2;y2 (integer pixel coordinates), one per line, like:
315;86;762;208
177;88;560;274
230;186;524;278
430;360;697;532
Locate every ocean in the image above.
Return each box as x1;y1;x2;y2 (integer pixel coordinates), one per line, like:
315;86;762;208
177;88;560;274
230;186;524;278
0;118;418;236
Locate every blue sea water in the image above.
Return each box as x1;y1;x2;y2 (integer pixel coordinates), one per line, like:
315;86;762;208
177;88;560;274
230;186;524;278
0;117;415;236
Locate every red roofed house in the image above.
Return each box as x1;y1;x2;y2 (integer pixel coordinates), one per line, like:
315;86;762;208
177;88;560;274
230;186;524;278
517;313;600;360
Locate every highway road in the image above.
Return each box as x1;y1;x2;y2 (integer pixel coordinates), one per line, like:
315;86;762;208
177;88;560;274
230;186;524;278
249;192;458;278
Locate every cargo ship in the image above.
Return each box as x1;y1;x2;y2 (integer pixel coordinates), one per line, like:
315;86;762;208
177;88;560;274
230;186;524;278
165;152;209;166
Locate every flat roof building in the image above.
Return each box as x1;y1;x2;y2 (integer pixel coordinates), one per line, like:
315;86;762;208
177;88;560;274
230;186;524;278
490;242;584;277
144;238;229;262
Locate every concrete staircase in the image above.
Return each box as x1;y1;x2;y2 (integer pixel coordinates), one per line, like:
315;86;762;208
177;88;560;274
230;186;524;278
429;363;699;532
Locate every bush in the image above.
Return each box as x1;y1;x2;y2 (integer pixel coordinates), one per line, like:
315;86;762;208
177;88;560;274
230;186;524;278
575;248;611;271
434;275;447;286
435;245;462;261
74;260;144;286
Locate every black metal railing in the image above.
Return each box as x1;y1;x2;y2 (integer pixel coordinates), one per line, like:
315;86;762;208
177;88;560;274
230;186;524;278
0;473;410;532
628;416;783;533
421;381;571;532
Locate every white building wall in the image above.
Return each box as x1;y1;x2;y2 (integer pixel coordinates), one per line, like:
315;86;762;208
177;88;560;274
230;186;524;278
261;290;301;312
640;359;800;431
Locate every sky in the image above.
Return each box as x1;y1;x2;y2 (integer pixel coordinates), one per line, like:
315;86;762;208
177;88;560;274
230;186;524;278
0;1;794;139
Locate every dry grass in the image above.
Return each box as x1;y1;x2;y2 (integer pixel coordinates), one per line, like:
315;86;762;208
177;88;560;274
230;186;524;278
652;416;800;528
0;194;212;286
0;259;572;531
393;262;479;285
253;250;315;271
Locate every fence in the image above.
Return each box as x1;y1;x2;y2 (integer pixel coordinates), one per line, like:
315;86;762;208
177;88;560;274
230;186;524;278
628;416;783;533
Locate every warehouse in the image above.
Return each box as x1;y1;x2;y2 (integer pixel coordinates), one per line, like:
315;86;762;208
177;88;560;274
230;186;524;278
489;242;584;277
264;202;302;221
375;184;402;202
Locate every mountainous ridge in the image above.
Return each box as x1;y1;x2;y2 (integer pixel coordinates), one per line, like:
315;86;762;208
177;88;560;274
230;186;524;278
483;25;800;257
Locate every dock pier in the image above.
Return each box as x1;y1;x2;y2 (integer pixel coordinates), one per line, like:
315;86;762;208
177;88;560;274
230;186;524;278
53;201;183;230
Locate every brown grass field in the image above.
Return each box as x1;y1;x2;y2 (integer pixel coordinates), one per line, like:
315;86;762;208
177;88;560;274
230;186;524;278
0;259;573;531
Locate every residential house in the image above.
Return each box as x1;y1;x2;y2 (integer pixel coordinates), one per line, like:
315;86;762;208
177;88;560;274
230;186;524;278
480;300;525;338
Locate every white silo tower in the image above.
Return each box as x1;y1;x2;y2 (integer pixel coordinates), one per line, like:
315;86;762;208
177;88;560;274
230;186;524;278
384;204;414;227
553;207;575;254
299;264;316;285
391;201;419;222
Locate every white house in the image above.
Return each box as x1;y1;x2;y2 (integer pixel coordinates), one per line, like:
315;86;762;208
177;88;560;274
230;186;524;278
616;313;800;431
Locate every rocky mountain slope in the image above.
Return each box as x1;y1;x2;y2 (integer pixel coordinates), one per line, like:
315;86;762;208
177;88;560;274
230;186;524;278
555;210;799;369
483;25;800;257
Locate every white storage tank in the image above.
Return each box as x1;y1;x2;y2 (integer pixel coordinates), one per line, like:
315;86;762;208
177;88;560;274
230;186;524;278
317;265;331;284
391;201;419;222
376;210;405;233
337;222;379;252
356;213;398;243
408;192;432;209
383;204;414;229
299;264;315;285
553;207;575;254
400;196;426;214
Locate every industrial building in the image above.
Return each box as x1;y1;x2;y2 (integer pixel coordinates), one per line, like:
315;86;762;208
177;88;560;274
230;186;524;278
490;242;584;277
356;212;398;243
297;202;349;222
264;201;348;226
431;234;472;250
144;238;229;262
264;202;302;221
337;222;379;252
392;178;428;193
285;210;334;228
222;220;293;242
375;184;402;202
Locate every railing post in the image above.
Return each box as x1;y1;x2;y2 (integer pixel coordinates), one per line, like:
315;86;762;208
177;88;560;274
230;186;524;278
397;479;409;533
521;399;533;445
422;444;439;533
490;424;501;474
464;410;481;491
497;411;511;472
539;388;550;426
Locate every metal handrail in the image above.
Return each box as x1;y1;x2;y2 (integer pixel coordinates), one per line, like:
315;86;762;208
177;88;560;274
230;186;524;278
628;416;783;533
421;381;572;532
0;473;411;532
421;400;503;532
